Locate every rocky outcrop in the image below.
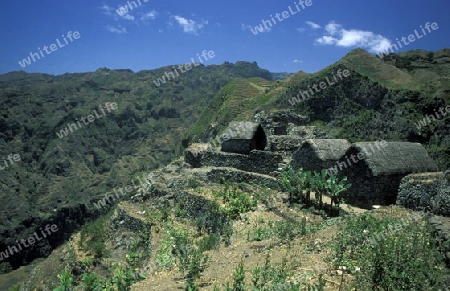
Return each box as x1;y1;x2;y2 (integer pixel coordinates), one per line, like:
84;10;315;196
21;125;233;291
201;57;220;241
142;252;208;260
184;143;212;168
110;203;150;233
254;110;309;136
269;136;305;152
287;125;328;139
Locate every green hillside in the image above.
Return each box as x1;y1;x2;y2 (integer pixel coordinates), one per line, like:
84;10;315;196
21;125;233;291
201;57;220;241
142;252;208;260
0;61;272;272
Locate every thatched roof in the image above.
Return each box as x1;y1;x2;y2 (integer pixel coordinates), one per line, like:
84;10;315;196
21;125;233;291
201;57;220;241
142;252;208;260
350;141;438;176
222;122;262;140
300;139;351;161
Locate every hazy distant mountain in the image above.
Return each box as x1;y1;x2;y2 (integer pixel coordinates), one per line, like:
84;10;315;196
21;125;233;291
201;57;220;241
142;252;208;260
270;72;294;80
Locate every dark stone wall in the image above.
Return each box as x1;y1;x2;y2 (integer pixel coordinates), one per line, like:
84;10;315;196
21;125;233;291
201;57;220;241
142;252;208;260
185;149;282;175
397;172;450;217
221;140;255;155
206;168;279;188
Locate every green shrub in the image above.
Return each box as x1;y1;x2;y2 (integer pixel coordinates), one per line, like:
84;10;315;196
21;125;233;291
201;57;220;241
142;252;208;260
156;235;177;269
79;216;109;259
175;203;188;218
232;260;246;291
175;240;209;291
214;185;257;219
110;264;136;291
187;177;201;188
81;272;104;291
252;225;272;241
218;253;325;291
252;254;294;290
331;212;447;290
197;233;221;252
53;269;73;291
199;201;233;246
274;219;305;243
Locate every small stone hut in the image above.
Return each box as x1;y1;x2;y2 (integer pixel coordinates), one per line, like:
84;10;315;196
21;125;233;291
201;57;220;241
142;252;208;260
340;141;439;209
221;122;267;154
290;139;351;171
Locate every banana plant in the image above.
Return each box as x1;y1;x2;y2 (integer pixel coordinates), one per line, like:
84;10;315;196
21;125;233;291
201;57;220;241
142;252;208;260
326;174;351;213
280;167;307;204
311;170;329;209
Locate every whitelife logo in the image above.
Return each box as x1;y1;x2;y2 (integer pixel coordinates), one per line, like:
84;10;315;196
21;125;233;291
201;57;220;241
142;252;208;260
18;31;81;68
326;140;388;176
92;172;153;209
56;102;118;139
413;104;450;131
116;0;148;16
152;50;215;87
0;224;58;262
288;69;350;106
250;0;313;35
377;22;439;58
0;153;21;171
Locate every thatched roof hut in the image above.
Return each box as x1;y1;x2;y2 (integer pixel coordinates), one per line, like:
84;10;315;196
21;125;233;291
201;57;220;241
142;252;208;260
290;139;351;171
221;122;267;154
340;141;439;208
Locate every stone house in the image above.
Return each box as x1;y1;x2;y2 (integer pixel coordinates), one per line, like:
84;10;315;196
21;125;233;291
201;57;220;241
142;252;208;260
221;122;267;154
340;141;439;209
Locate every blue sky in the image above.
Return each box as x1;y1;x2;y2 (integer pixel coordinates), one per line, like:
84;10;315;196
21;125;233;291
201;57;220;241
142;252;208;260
0;0;449;75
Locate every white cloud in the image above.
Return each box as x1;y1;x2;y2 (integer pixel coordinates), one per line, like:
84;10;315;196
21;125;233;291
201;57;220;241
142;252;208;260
173;15;208;34
316;35;338;45
324;21;342;35
306;21;321;29
141;10;158;20
314;21;392;53
293;59;303;63
122;14;135;21
241;23;271;33
106;25;127;34
241;23;252;31
100;3;129;21
100;4;115;17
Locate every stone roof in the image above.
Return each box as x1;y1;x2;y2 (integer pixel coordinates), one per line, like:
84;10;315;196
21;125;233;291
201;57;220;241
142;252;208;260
300;139;351;161
222;122;262;140
350;141;438;176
